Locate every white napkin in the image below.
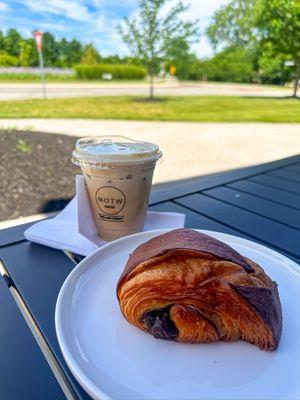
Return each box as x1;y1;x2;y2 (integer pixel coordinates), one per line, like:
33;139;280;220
24;175;185;256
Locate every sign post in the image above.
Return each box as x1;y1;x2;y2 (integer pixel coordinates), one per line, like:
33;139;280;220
34;31;47;99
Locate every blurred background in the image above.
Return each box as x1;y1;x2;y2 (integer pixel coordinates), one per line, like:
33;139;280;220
0;0;299;224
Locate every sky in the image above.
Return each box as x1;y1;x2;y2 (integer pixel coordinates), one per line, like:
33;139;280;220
0;0;230;58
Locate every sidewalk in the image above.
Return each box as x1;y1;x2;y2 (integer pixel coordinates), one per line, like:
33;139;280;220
1;119;299;185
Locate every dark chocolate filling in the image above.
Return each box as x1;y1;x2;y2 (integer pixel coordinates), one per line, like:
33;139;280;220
140;305;179;340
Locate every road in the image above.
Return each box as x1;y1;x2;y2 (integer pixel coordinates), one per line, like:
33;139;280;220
0;81;291;100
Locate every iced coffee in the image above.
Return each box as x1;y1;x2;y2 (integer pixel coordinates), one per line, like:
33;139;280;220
72;136;162;241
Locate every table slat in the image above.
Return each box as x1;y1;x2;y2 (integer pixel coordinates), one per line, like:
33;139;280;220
150;154;300;204
267;168;300;183
0;242;91;400
285;164;300;173
150;202;251;238
250;174;300;195
0;221;35;247
203;186;300;230
0;276;65;400
227;180;300;210
175;193;300;261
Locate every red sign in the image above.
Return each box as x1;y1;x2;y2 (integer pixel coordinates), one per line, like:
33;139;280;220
34;31;43;51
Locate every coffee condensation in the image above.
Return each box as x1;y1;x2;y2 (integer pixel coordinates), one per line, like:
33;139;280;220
72;136;161;241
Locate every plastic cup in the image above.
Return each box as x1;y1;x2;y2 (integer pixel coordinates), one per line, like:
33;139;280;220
72;135;162;241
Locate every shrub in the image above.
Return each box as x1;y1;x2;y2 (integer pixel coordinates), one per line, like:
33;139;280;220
0;52;19;67
207;47;255;83
185;47;256;83
184;60;211;81
258;51;292;85
74;63;147;80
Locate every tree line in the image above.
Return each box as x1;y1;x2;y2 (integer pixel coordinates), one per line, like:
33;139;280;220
0;28;140;68
0;29;82;67
0;27;294;87
119;0;299;96
206;0;300;96
0;0;299;97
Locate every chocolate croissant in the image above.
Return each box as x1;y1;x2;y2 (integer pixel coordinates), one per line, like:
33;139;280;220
117;229;282;351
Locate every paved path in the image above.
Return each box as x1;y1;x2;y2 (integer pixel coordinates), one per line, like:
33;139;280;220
0;81;290;100
1;118;299;185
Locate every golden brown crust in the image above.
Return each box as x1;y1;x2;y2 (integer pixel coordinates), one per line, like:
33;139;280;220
117;229;282;351
117;229;254;293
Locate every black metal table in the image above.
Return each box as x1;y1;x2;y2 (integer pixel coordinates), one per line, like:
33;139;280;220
1;154;300;399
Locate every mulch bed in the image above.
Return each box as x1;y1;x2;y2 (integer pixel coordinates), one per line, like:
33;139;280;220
0;130;80;221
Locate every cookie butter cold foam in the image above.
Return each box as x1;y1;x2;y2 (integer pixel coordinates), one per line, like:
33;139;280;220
72;136;162;241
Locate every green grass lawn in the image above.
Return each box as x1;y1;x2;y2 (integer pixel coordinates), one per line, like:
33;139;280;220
0;96;299;122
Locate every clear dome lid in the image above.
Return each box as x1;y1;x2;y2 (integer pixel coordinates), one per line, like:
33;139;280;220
72;135;162;167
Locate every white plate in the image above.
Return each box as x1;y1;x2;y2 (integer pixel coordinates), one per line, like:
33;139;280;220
55;229;300;400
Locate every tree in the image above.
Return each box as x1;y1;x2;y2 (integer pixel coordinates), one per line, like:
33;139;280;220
118;0;199;98
81;44;100;65
19;40;30;67
59;38;82;67
207;0;300;97
255;0;300;97
68;39;83;66
4;28;21;56
258;44;292;85
42;32;59;66
165;37;197;80
0;29;96;68
19;39;38;66
207;0;256;49
0;51;19;66
102;55;143;66
0;31;4;51
58;38;69;67
208;46;256;83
